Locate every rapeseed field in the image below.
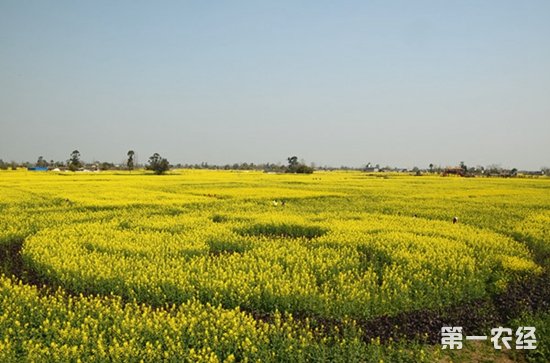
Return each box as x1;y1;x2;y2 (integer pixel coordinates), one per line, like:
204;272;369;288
0;169;548;362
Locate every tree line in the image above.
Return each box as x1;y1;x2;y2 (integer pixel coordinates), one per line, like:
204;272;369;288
2;151;547;176
1;151;317;175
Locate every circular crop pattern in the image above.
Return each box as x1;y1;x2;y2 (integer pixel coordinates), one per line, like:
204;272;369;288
2;171;549;362
23;212;539;320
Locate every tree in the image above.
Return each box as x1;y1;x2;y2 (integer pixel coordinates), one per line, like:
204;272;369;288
99;162;115;171
127;150;135;171
294;164;314;174
429;163;434;173
486;164;502;176
287;156;299;169
286;155;313;174
68;150;81;171
36;156;48;168
147;153;170;175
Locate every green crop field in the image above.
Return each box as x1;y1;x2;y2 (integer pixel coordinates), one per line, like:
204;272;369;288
0;169;548;362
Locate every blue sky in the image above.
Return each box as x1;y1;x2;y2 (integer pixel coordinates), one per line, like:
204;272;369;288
1;1;549;169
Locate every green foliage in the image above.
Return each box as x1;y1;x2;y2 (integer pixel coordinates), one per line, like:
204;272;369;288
511;312;550;362
237;223;328;239
98;162;115;171
146;152;170;175
68;150;81;171
36;156;48;168
286;156;314;174
127;150;135;171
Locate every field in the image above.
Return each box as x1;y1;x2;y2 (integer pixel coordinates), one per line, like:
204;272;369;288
0;169;549;362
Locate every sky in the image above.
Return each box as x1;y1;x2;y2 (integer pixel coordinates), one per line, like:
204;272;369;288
1;1;549;170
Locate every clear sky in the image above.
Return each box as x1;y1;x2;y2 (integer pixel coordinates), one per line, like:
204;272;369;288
1;1;549;169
